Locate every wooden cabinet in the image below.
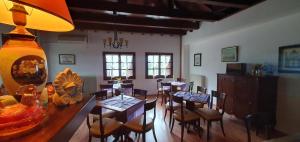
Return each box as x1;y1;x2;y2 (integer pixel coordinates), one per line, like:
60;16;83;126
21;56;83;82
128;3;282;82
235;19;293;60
217;74;278;125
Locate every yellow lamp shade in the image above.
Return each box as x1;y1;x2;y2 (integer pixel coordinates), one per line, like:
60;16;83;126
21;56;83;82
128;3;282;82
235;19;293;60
0;0;74;32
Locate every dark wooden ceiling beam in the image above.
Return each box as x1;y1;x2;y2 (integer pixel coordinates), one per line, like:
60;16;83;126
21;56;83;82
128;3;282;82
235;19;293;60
199;0;249;9
66;0;222;21
70;10;199;30
74;21;187;35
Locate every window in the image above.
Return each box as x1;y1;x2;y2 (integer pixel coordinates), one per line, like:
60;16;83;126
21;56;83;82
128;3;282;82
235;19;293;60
103;52;135;80
146;53;173;79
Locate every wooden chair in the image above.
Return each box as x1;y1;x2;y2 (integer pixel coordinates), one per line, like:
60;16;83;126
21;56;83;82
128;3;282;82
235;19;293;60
133;89;147;100
160;82;171;105
107;80;118;84
124;98;158;142
99;84;114;97
93;90;108;100
194;92;227;141
156;78;163;99
209;90;219;109
171;85;181;93
121;83;134;96
197;86;207;94
188;82;194;92
90;91;116;121
170;95;201;142
122;79;133;84
87;106;123;142
176;78;185;82
163;90;180;126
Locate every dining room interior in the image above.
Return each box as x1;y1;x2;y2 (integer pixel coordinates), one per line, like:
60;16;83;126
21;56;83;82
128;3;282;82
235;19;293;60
0;0;300;142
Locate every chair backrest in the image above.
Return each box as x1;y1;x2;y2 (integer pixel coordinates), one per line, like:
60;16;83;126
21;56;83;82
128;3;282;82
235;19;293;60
93;90;107;100
100;84;113;90
133;89;147;100
107;80;118;84
121;83;134;96
197;86;207;94
176;78;185;82
171;85;180;93
216;93;227;115
161;82;171;91
171;95;184;121
209;90;218;109
122;80;133;84
121;83;134;88
87;106;105;136
156;79;163;90
143;98;157;131
188;82;194;92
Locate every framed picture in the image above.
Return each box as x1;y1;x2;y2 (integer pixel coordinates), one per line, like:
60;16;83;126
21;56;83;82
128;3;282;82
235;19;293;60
59;54;76;65
221;46;238;62
278;44;300;73
194;53;202;66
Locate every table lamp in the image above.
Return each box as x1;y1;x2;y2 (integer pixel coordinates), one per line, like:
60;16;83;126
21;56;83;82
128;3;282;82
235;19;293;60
0;0;74;95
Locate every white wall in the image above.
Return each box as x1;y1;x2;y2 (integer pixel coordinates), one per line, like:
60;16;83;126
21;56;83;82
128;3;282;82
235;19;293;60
183;0;300;134
40;30;180;94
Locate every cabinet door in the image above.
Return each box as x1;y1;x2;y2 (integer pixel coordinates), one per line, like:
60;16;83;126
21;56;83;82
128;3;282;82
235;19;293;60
234;77;257;118
218;75;235;114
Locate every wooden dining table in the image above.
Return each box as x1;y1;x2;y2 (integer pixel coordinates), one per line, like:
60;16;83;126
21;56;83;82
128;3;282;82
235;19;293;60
97;95;145;141
97;95;145;123
172;91;210;111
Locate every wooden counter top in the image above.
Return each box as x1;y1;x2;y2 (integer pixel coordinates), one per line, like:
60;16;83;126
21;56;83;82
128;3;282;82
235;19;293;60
5;94;95;142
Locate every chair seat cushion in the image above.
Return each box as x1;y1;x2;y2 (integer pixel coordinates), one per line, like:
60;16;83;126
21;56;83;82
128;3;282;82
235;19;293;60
124;115;154;132
195;108;222;121
90;118;122;136
173;109;200;122
166;101;180;110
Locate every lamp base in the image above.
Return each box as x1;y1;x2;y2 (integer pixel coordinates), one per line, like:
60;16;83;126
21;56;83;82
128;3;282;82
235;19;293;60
0;26;48;95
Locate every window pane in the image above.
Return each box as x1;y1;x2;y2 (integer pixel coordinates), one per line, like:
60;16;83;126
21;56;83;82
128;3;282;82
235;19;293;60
121;63;133;69
154;69;159;76
106;70;112;77
148;69;153;76
166;62;171;68
166;69;171;76
121;69;133;77
148;55;153;62
112;70;119;77
148;63;153;69
154;63;159;68
153;55;159;63
106;63;112;69
121;63;127;69
166;56;171;63
112;55;119;63
106;55;113;62
112;63;119;69
121;55;127;62
160;69;167;76
160;62;166;69
127;63;133;69
161;56;166;62
127;56;133;62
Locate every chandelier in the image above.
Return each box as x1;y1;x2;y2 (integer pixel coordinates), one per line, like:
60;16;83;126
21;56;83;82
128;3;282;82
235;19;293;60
103;11;128;49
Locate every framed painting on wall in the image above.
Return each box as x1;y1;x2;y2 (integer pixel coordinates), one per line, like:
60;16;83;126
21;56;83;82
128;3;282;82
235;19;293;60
194;53;201;66
59;54;76;65
278;44;300;73
221;46;238;62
